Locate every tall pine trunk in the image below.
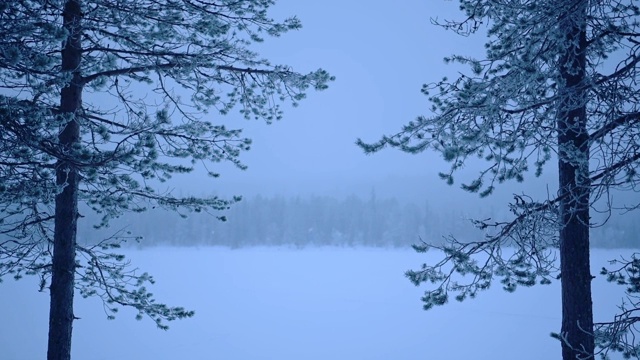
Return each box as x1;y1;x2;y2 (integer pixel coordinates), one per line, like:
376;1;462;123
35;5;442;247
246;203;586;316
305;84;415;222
48;1;82;359
557;1;594;359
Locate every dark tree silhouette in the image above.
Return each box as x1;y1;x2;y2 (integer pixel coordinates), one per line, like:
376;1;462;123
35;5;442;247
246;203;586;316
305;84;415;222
359;1;640;359
0;1;332;359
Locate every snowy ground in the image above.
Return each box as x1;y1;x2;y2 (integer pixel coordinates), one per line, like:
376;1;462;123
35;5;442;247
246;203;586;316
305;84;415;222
0;247;634;360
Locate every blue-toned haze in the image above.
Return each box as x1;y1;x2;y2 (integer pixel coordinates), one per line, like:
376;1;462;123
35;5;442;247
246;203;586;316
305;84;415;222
2;1;637;360
186;1;521;206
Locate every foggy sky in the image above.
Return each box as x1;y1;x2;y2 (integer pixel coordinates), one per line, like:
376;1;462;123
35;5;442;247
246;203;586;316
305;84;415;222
170;1;559;213
182;2;476;192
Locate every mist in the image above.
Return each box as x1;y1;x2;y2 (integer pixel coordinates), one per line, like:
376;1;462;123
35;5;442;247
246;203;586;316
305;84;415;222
173;1;501;203
2;1;640;359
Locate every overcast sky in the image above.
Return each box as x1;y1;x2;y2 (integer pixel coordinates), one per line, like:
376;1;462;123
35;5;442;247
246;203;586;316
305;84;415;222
174;0;557;213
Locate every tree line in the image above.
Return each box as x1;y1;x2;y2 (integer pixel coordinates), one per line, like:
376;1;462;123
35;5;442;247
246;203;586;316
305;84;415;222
78;193;639;249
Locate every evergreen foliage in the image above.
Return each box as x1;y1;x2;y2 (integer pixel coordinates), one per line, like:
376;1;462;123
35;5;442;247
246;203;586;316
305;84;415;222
0;1;332;359
358;1;640;359
598;254;640;359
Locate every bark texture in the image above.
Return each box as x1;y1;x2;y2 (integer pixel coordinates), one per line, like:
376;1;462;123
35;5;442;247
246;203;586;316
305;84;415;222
557;1;594;359
47;1;82;359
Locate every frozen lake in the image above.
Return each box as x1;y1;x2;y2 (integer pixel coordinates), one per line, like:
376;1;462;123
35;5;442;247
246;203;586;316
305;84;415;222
0;247;634;359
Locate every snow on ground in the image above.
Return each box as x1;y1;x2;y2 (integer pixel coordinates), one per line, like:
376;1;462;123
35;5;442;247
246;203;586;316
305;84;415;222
0;247;633;360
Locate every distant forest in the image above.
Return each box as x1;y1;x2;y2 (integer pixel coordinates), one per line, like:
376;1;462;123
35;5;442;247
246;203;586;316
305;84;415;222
78;193;639;249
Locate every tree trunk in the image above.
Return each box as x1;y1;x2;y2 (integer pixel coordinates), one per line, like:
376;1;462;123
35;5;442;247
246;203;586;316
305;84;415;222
557;1;594;359
48;1;82;359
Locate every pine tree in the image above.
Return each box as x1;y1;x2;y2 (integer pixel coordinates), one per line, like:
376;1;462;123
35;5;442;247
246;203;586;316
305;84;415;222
0;1;332;359
358;1;640;359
